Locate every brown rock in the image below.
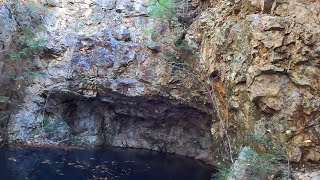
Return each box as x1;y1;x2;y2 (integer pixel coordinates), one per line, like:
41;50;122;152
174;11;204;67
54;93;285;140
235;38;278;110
305;147;320;162
288;147;302;162
249;74;281;101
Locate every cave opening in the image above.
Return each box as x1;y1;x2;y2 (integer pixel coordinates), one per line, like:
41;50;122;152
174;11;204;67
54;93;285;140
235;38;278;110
41;91;215;163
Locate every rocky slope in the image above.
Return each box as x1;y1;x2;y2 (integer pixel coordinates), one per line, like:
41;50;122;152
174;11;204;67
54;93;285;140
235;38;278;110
0;0;319;171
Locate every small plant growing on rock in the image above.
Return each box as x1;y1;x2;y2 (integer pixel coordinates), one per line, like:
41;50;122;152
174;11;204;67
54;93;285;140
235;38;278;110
5;24;47;82
146;0;235;168
24;1;52;17
8;25;47;60
211;163;231;180
0;96;9;103
2;1;50;88
148;0;176;20
213;134;291;180
239;147;281;178
0;1;51;135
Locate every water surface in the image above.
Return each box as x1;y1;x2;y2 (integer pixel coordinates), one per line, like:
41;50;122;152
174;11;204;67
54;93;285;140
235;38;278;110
0;146;216;180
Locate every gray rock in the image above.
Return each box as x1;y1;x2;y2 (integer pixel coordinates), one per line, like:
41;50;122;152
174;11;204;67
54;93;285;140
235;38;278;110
227;147;253;180
95;0;115;10
45;0;62;7
0;5;17;52
310;172;320;180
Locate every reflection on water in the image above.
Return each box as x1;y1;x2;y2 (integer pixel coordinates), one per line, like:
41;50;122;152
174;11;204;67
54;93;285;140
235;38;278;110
0;146;216;180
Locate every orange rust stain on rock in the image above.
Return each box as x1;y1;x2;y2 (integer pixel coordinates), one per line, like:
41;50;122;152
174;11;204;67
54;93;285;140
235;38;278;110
213;79;228;122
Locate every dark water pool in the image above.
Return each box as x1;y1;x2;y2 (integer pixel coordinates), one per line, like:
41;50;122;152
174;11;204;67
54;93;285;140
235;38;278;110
0;146;216;180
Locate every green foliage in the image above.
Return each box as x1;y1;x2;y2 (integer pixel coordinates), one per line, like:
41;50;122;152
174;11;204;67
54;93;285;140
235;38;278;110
8;38;45;59
26;37;46;49
144;0;197;64
14;71;44;80
211;163;231;180
5;23;47;83
141;27;173;47
249;133;272;147
8;25;47;61
0;96;9;103
241;148;279;178
212;150;280;180
174;39;193;51
249;133;285;157
32;116;69;140
21;25;34;38
142;40;159;48
8;1;50;60
8;48;29;60
163;51;188;66
142;27;160;37
148;0;176;20
25;1;53;17
163;52;177;62
213;134;287;180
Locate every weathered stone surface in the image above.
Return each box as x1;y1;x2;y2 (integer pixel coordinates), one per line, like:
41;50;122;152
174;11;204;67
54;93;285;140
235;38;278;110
294;170;320;180
1;0;319;172
190;0;320;164
2;0;217;165
0;5;17;53
0;3;18;147
47;97;215;162
95;0;115;10
226;146;284;180
227;147;253;180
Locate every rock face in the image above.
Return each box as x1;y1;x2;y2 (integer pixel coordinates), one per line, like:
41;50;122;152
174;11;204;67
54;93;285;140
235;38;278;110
1;0;217;164
0;0;319;168
188;0;320;163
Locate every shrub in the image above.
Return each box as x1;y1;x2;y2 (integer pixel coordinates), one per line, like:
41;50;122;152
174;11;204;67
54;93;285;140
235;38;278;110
213;134;288;180
8;25;47;60
148;0;176;20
